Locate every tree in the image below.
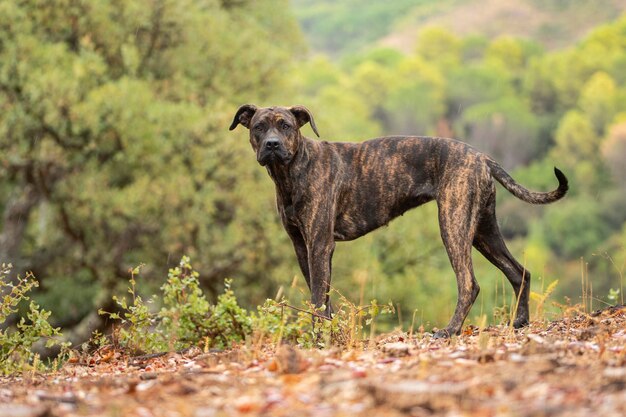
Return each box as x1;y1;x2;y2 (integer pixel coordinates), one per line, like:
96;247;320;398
543;199;611;258
455;96;541;169
0;0;302;341
446;63;514;122
523;55;561;115
550;110;606;193
382;56;446;135
415;26;461;68
579;72;618;135
485;36;541;80
602;122;626;190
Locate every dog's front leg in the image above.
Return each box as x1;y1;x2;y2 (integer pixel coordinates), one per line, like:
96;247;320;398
285;225;311;291
307;234;335;318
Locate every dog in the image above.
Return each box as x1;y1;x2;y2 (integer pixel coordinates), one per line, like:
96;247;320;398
230;104;568;338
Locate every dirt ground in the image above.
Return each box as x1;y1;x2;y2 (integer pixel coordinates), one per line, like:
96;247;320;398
1;306;625;417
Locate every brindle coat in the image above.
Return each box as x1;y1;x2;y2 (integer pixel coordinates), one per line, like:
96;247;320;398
230;104;568;338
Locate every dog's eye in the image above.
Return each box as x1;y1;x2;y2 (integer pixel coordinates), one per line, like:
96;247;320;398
281;123;291;131
254;125;265;132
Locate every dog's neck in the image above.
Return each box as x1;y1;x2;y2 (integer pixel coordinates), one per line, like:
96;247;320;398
265;135;316;204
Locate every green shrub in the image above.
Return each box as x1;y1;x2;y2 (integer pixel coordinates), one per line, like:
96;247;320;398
100;257;253;352
1;264;65;375
98;265;162;354
98;256;393;353
159;259;253;350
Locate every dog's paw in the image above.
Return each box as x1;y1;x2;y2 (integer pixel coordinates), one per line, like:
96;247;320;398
513;317;529;329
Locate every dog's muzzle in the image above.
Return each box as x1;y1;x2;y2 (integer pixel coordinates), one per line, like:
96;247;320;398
258;138;290;166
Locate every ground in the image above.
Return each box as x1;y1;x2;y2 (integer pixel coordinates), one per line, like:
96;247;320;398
1;306;625;417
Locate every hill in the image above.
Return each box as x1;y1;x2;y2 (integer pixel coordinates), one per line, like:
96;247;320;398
293;0;626;56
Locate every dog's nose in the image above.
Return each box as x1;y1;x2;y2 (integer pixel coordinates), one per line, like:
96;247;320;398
265;138;280;151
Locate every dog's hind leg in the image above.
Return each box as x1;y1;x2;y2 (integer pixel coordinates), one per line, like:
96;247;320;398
435;181;482;338
473;192;530;328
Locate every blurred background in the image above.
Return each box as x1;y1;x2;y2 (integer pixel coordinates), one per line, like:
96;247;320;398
1;0;625;341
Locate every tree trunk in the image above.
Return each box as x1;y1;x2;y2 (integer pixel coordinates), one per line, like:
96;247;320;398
0;184;40;328
0;184;39;267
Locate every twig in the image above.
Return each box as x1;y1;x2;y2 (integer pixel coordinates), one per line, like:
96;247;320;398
37;392;78;404
278;302;333;321
129;351;169;362
128;346;195;364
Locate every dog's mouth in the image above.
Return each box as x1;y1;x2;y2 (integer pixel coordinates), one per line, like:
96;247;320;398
258;150;291;166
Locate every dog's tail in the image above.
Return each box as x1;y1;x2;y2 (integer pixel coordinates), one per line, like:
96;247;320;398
487;159;569;204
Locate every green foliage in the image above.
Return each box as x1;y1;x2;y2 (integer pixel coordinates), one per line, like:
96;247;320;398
579;72;618;135
100;257;253;352
485;36;542;77
0;264;65;375
98;257;394;352
415;26;461;67
0;0;304;329
99;265;161;354
551;110;606;193
457;96;541;168
447;63;514;114
543;199;612;258
254;297;394;348
159;258;212;349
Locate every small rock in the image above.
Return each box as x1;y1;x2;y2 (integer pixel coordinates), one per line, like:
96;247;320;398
0;404;49;417
527;334;546;344
363;380;471;411
194;407;218;417
381;342;411;357
603;367;626;380
275;345;308;374
341;349;359;362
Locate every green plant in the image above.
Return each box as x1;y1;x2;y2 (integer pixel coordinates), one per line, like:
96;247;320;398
159;259;253;350
98;257;254;352
158;257;211;350
492;304;511;326
253;293;394;349
0;264;66;375
98;256;395;353
99;264;162;354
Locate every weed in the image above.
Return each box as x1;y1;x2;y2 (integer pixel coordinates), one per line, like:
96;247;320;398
602;251;624;305
607;288;621;303
492;304;510;325
530;279;559;321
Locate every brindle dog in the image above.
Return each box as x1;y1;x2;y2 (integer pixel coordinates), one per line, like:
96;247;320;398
230;104;568;338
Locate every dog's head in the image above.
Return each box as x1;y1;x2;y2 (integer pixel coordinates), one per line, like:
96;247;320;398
229;105;319;166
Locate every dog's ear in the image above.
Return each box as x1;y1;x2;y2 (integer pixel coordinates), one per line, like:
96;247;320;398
229;104;258;130
289;105;319;138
